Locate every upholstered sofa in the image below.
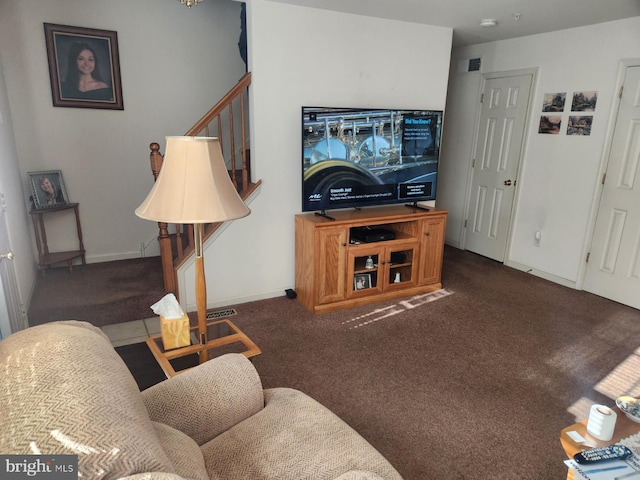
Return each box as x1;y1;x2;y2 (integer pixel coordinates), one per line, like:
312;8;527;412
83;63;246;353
0;321;402;480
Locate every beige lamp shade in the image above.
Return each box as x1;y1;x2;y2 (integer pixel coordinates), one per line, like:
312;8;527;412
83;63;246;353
135;136;250;224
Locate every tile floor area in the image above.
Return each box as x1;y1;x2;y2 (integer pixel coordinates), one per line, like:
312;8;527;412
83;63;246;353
101;317;160;347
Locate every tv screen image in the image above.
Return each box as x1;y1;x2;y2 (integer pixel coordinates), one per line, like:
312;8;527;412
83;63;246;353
302;106;443;213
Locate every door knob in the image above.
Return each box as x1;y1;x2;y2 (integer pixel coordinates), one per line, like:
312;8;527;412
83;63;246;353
504;179;513;186
0;252;14;260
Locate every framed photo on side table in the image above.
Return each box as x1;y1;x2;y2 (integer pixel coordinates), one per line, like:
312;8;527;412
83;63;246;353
28;170;69;209
44;23;124;110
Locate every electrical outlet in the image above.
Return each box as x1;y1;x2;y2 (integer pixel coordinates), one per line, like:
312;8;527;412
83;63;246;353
534;230;542;247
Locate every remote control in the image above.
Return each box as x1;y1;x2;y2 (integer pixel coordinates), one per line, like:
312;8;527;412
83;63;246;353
573;444;633;464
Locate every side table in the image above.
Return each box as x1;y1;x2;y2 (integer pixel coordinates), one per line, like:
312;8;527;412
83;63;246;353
146;318;261;378
30;203;86;277
560;406;640;479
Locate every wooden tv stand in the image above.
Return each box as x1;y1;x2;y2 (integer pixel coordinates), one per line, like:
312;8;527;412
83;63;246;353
295;205;447;313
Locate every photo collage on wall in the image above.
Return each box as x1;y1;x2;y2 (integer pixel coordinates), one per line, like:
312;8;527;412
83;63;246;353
538;91;597;136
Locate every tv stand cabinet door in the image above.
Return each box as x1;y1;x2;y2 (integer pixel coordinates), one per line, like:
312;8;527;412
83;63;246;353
316;226;348;305
419;214;447;285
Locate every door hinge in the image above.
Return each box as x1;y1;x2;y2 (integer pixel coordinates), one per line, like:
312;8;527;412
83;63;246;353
586;252;590;263
619;86;624;99
602;173;606;185
464;219;468;228
480;93;484;104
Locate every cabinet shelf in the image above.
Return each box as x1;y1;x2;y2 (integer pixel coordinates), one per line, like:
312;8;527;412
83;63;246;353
389;262;412;268
295;205;447;313
354;267;378;274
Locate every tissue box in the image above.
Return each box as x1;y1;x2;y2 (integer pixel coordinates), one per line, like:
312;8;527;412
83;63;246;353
160;314;190;350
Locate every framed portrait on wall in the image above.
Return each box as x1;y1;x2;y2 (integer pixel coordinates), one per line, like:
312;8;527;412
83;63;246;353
44;23;124;110
28;170;69;209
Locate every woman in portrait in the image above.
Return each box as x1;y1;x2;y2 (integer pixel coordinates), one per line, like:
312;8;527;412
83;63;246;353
61;42;113;101
39;176;65;205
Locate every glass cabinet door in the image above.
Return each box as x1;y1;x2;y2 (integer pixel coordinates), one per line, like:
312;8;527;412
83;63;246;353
348;249;383;297
347;242;418;297
386;244;418;290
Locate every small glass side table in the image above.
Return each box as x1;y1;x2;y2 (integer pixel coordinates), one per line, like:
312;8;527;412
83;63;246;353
146;318;261;378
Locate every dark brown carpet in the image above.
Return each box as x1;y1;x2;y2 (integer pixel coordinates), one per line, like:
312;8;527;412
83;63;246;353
115;246;640;479
115;342;198;391
28;257;165;328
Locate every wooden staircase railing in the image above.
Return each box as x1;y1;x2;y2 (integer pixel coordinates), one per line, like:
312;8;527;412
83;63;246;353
148;72;261;296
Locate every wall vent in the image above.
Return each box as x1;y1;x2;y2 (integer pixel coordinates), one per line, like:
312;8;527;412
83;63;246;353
206;308;237;319
468;57;481;72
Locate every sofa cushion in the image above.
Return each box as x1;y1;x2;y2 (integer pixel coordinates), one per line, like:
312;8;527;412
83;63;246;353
200;388;402;480
153;422;209;480
0;321;175;479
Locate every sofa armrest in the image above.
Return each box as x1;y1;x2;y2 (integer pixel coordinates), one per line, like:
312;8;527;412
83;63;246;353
142;353;264;445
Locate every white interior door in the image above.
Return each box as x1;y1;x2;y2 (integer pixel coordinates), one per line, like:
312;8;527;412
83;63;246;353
0;59;26;338
0;195;20;338
465;72;533;261
583;64;640;309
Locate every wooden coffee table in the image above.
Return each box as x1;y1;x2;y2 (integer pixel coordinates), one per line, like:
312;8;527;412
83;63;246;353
560;405;640;479
146;318;261;378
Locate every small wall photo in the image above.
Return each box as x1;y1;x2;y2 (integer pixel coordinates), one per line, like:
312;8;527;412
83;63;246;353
567;116;593;136
542;92;566;112
571;91;598;112
538;115;562;134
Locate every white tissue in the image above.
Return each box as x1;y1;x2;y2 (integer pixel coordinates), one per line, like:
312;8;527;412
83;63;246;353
150;293;185;319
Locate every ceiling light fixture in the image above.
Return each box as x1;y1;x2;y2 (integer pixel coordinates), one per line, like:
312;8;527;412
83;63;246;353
179;0;202;8
480;18;498;28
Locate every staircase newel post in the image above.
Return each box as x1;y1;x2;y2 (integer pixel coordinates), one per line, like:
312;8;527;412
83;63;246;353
158;223;177;295
149;142;163;180
149;142;177;295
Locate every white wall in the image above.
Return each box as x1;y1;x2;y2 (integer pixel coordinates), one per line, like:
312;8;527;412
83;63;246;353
12;0;630;312
179;0;453;311
0;0;246;266
439;17;640;286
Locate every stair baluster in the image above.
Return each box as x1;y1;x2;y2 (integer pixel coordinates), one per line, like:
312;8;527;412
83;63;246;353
147;72;260;298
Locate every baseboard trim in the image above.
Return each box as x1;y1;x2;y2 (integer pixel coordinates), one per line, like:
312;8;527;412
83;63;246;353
505;259;577;290
184;289;286;313
85;252;145;264
445;238;461;249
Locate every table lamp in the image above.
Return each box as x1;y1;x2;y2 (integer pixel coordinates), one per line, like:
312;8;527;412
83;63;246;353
135;136;250;362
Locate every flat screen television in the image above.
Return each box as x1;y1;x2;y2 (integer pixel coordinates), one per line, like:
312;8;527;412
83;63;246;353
302;106;443;213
